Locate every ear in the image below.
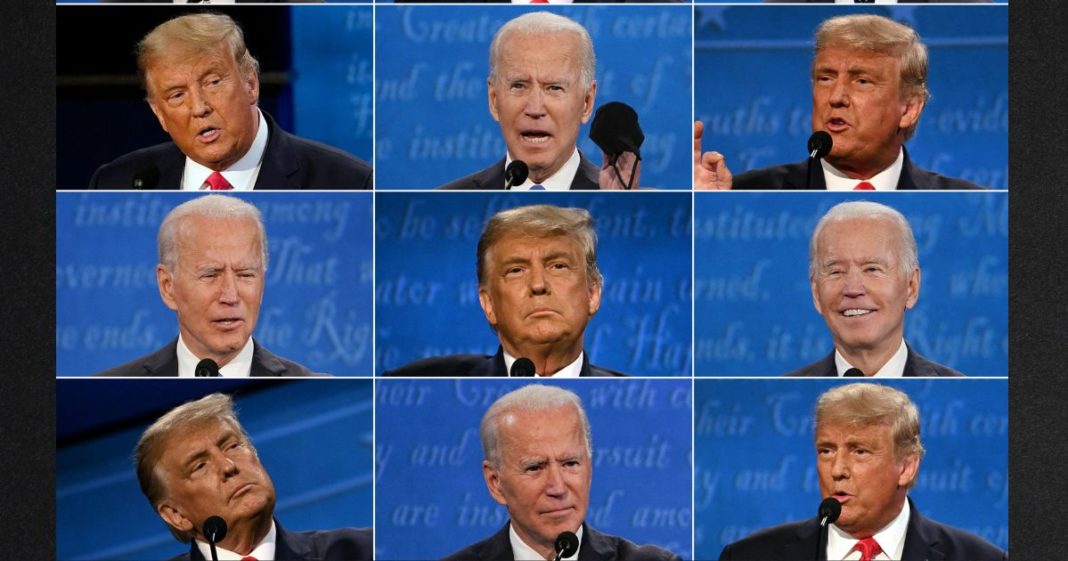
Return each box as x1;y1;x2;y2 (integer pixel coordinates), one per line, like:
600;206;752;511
587;280;602;317
580;80;598;124
811;278;823;315
897;453;921;489
898;94;925;133
158;265;179;312
245;71;260;106
478;285;498;328
488;79;501;123
157;501;195;535
483;460;508;506
904;267;921;310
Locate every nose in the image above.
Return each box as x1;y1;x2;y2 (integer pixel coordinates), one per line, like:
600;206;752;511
524;88;547;118
841;268;866;298
828;78;849;108
217;271;240;305
831;451;850;481
190;86;213;118
529;265;549;296
544;463;567;498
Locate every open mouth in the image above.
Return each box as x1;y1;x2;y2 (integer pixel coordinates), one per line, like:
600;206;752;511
213;317;244;330
198;127;221;142
520;130;553;145
826;118;849;132
841;309;873;318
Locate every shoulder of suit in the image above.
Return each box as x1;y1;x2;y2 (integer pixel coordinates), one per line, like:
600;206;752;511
276;129;374;186
913;513;1007;559
382;353;494;376
587;528;680;561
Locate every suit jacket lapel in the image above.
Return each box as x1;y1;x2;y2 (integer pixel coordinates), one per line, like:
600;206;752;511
474;158;508;190
254;112;302;190
143;338;180;376
478;523;514;561
571;152;600;190
250;339;288;377
902;501;945;561
578;524;612;561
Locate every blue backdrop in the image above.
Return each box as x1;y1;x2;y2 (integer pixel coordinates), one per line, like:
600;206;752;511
374;5;693;189
56;379;373;561
375;192;692;376
694;5;1008;189
56;192;374;376
375;378;692;560
694;378;1008;557
693;191;1008;376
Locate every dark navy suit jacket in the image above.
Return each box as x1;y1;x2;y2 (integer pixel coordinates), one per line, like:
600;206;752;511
383;346;627;377
90;112;372;189
718;499;1006;561
169;523;372;561
733;149;985;190
442;522;680;561
92;337;320;377
437;153;600;190
783;345;966;377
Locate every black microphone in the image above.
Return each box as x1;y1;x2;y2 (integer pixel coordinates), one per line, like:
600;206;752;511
589;101;644;190
510;357;536;377
203;516;227;561
807;131;833;160
554;531;579;561
815;498;841;561
195;358;220;377
132;166;159;189
806;131;833;189
505;160;529;190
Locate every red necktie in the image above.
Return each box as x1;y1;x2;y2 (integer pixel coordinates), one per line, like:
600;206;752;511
240;557;258;561
853;181;875;191
530;0;549;3
205;171;233;191
853;536;882;561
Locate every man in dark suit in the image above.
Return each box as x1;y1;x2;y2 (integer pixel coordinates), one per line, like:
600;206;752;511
444;384;679;561
90;12;371;189
385;204;628;377
92;195;320;377
437;11;638;191
719;383;1005;561
786;201;965;377
136;393;372;561
695;14;985;190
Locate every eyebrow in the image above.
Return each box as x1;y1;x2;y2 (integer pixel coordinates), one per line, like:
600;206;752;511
179;429;239;469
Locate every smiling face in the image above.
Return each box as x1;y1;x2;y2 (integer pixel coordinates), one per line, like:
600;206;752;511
146;45;260;171
488;31;596;184
810;43;923;178
811;217;919;362
478;233;601;362
158;214;265;366
483;406;591;558
154;418;276;545
816;420;918;538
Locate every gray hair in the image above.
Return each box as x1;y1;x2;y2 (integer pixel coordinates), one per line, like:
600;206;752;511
158;194;268;273
477;204;601;289
138;13;260;98
480;384;592;468
809;201;918;282
813;14;929;140
134;393;255;543
815;383;925;488
489;11;596;91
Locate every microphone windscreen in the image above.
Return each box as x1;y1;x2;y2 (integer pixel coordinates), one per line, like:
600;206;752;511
195;358;220;378
203;516;228;544
589;101;644;157
555;531;579;558
505;160;529;188
132;166;159;189
818;497;842;526
807;131;833;160
510;357;536;377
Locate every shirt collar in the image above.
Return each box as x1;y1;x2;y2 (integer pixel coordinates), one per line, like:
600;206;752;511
194;518;276;561
508;522;583;561
502;349;584;378
181;109;269;191
505;148;581;191
822;147;904;191
834;339;908;378
827;498;910;560
176;334;255;378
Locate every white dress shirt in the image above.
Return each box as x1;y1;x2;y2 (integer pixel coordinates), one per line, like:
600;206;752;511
826;499;910;560
822;148;904;191
505;148;582;191
509;523;583;561
181;109;268;191
834;339;909;377
176;334;255;378
195;519;276;561
503;349;584;378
